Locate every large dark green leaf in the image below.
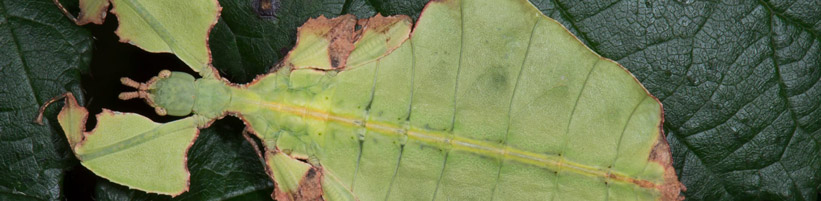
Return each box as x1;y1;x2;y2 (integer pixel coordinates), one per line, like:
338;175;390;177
0;0;92;200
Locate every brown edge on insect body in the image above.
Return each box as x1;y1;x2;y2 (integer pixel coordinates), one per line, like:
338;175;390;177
530;6;685;201
261;148;326;201
326;15;356;69
274;13;412;74
52;0;223;76
85;110;202;197
649;123;686;201
52;0;110;25
78;0;110;25
108;0;223;77
37;92;200;197
84;109;200;197
229;14;417;198
234;114;326;201
595;57;684;201
201;0;224;79
276;14;356;71
587;39;685;201
35;93;88;151
511;1;684;200
274;165;324;201
80;110;202;197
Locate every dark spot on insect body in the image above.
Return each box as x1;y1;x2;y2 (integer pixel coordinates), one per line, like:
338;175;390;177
253;0;279;19
305;167;317;177
491;70;507;86
543;151;561;156
330;57;342;68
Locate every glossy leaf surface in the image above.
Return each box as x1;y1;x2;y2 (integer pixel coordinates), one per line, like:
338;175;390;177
0;0;92;199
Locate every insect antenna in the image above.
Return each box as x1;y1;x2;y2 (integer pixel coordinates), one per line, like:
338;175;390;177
117;70;172;115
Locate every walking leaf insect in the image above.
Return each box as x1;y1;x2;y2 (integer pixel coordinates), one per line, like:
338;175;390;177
42;0;685;200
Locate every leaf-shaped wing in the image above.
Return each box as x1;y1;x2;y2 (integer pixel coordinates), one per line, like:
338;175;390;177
54;93;202;196
254;0;685;200
57;0;221;74
110;0;220;74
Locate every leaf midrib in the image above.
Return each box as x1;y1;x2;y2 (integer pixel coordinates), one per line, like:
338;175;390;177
253;99;664;191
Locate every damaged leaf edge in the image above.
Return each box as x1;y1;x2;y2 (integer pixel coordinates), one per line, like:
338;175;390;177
52;0;110;25
539;12;686;201
277;13;413;72
109;0;223;75
257;1;685;200
515;2;685;200
53;0;223;75
36;92;199;197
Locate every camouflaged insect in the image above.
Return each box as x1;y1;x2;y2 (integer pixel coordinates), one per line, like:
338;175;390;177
42;0;684;200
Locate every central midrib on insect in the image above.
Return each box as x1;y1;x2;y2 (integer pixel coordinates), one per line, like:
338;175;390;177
255;99;660;190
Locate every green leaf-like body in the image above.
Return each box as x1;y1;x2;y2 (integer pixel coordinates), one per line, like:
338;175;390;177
108;0;220;73
526;1;821;200
227;0;682;200
55;93;203;195
93;118;273;201
26;0;821;199
48;0;685;200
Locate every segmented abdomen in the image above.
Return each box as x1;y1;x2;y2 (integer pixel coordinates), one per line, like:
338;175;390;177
240;0;672;200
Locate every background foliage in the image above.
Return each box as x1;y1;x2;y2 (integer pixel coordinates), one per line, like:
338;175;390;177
0;0;818;200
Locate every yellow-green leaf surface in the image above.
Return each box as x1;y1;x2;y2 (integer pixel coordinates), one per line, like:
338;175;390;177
76;0;108;25
48;0;685;200
61;0;218;71
54;93;202;196
109;0;220;73
230;0;685;200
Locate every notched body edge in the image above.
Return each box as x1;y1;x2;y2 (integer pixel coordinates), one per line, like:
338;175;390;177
38;92;204;196
42;0;685;199
533;2;684;199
